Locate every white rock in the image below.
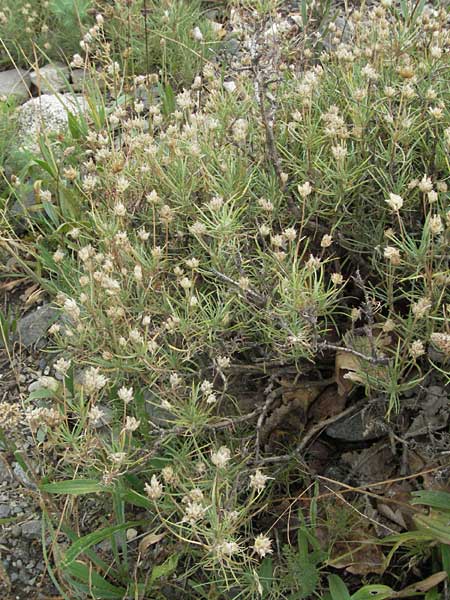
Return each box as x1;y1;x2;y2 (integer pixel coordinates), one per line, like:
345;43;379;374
30;62;70;93
17;93;87;153
223;80;236;93
126;528;138;541
28;376;59;393
0;68;31;103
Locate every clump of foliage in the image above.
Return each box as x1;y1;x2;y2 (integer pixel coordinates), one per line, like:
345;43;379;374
0;0;219;85
0;98;17;196
0;0;92;69
98;0;221;86
0;0;449;598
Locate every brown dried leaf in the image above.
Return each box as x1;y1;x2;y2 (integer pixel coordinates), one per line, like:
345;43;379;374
138;531;166;555
335;350;364;396
376;503;408;530
22;284;44;306
280;379;322;412
308;384;346;423
330;539;386;575
393;571;447;597
0;279;24;292
321;504;386;575
262;381;322;448
341;446;396;486
335;332;392;396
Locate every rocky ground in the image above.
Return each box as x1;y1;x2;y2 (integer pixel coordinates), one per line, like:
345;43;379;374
0;291;59;598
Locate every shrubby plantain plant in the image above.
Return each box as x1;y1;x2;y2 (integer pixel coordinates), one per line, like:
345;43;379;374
0;0;449;597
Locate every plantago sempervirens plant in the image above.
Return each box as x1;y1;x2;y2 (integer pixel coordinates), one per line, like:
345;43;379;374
0;0;449;597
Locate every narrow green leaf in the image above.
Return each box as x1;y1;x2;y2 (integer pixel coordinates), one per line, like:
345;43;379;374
411;491;450;511
40;479;109;495
149;553;179;586
34;159;57;179
259;557;273;596
67;111;82;139
64;560;127;599
60;523;119;577
62;521;143;566
159;83;176;116
301;0;307;27
442;544;450;576
414;512;450;545
121;488;153;509
42;200;60;227
58;186;82;221
329;575;351;600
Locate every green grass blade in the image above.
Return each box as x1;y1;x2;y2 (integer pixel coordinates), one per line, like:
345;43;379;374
40;479;110;495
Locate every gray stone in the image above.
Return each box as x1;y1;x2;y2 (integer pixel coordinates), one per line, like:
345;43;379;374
70;68;106;92
0;69;31;103
144;391;175;425
12;463;36;489
21;519;42;540
326;410;386;442
30;62;70;94
10;187;35;217
0;504;12;518
0;458;13;483
12;304;58;349
405;385;449;438
11;525;21;538
9;187;44;233
204;8;220;19
17;93;88;153
223;37;240;56
322;16;355;52
427;344;446;364
28;376;59;393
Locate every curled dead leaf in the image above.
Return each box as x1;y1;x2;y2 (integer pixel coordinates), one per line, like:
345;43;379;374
335;331;392;397
329;539;386;575
392;571;447;597
308;385;346;423
335;350;364;396
138;531;166;555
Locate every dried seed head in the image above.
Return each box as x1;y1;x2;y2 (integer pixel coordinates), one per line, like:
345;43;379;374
298;181;312;198
253;534;273;558
211;446;231;468
430;333;450;356
384;246;401;265
386;193;403;211
249;469;270;492
418;175;433;193
145;475;163;500
409;340;425;359
118;386;133;404
320;234;333;248
331;272;343;285
429;215;443;235
412;297;432;319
